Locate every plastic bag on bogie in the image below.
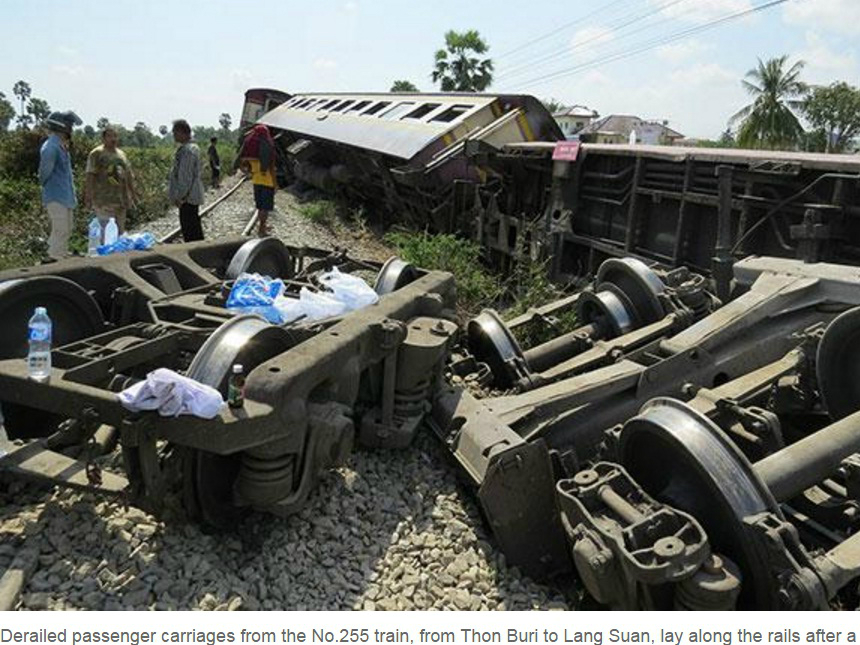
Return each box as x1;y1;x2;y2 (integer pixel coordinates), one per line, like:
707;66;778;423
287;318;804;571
96;232;157;255
226;273;285;323
318;267;379;309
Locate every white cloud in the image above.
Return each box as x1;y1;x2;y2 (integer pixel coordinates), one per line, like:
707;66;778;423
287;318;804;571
570;26;615;58
538;60;744;138
313;58;338;70
52;65;85;77
669;62;736;86
797;31;856;75
784;0;860;36
653;0;753;24
656;39;710;65
230;68;253;91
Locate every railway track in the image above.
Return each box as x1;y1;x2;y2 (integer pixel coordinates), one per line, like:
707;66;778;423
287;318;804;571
157;175;250;244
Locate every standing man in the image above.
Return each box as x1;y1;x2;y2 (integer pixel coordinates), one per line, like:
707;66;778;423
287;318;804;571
168;119;205;242
38;110;82;259
236;124;277;237
208;137;221;189
84;125;139;240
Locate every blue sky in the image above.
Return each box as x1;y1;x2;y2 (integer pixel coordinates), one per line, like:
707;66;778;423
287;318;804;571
0;0;857;138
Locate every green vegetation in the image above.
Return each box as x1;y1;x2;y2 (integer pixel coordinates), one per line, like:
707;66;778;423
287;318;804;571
432;30;494;92
385;230;577;343
298;200;338;225
390;80;419;92
0;127;237;269
385;231;503;315
730;56;807;150
802;82;860;153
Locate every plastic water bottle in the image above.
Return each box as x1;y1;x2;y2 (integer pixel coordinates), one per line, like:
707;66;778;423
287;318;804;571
87;216;102;256
104;217;119;246
27;307;52;383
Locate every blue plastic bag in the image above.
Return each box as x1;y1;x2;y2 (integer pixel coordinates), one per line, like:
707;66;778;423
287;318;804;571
97;232;157;255
226;273;285;323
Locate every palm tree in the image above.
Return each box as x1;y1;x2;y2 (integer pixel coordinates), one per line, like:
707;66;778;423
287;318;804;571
730;56;806;150
432;30;494;92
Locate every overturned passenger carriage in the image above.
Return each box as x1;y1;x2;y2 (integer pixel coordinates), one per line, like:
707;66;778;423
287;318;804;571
242;88;562;231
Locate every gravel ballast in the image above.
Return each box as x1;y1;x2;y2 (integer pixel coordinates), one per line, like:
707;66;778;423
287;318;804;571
0;181;576;610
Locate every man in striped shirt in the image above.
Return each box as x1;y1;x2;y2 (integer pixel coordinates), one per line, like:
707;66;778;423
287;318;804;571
168;119;205;241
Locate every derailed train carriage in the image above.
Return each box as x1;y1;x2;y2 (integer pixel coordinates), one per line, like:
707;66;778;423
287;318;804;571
242;88;562;231
0;239;457;525
237;88;860;609
3;88;860;610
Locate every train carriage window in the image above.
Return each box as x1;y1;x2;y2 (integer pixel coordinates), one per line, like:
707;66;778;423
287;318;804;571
318;99;340;111
348;100;372;113
403;103;441;120
331;100;354;113
362;101;391;116
378;102;416;119
431;104;474;123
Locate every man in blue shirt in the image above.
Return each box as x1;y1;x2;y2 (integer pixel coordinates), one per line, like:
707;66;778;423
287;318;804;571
39;110;82;259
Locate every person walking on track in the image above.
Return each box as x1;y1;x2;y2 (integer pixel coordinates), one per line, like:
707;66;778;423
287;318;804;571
38;110;82;260
208;137;221;190
168;119;205;242
236;124;277;237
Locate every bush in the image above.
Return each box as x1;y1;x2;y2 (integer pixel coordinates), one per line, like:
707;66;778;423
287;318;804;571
0;129;234;269
299;200;338;224
384;231;504;316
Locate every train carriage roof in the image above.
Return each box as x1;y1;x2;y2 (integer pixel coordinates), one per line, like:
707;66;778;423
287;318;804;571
256;92;552;161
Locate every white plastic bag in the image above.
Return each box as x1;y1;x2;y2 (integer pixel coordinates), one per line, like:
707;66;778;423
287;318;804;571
318;267;380;310
271;269;379;324
117;368;224;419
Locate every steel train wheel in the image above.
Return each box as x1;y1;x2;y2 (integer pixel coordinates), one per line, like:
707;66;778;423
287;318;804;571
817;306;860;421
374;257;419;295
467;309;527;388
225;238;294;281
594;258;665;326
183;315;295;528
0;277;104;438
619;397;781;609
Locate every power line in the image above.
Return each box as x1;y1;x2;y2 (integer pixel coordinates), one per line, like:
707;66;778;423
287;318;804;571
495;0;633;61
495;0;691;83
509;0;791;92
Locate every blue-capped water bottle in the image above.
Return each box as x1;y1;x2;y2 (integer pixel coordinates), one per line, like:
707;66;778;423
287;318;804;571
27;307;52;383
87;215;102;257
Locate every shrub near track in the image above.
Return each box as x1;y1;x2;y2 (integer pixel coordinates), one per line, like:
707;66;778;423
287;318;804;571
0;130;235;269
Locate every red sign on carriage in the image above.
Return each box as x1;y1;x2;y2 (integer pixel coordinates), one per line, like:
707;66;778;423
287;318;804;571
552;141;581;162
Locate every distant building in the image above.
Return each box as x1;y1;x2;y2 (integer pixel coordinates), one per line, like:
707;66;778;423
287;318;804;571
552;105;599;138
578;115;684;145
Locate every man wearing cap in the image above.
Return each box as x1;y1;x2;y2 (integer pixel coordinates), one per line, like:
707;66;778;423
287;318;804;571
38;110;81;259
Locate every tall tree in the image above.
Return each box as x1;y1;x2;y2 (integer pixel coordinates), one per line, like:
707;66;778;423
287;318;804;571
159;125;169;137
12;80;32;130
0;92;14;131
96;117;110;131
26;97;51;127
219;113;232;132
391;80;419;92
541;98;566;115
802;82;860;153
432;30;494;92
730;56;806;150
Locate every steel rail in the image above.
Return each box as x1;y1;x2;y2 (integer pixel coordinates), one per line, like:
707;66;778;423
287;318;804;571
158;174;250;244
